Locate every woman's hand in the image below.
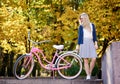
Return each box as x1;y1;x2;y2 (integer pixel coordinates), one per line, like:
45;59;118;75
76;45;80;52
95;44;98;49
94;41;98;49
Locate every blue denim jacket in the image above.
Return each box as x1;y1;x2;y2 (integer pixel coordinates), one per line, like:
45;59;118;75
77;23;97;44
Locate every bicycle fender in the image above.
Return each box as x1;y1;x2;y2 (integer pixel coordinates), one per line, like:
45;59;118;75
55;52;83;65
61;52;82;58
63;52;83;62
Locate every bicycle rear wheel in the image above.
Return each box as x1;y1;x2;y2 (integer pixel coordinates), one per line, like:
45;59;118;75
57;53;82;79
13;54;34;79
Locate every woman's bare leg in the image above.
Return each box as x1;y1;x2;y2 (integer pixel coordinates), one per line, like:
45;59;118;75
90;58;96;75
84;58;90;76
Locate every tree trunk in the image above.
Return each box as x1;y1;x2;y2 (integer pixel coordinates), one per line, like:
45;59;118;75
7;51;14;76
0;53;8;76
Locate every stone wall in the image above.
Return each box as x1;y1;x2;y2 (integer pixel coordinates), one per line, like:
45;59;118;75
102;42;120;84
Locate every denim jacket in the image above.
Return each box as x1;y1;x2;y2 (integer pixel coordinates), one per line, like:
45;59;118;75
77;23;97;45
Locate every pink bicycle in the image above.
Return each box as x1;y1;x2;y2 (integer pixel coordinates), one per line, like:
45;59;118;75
13;32;82;80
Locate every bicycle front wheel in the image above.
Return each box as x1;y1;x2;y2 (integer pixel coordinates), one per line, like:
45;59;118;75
57;53;82;79
13;54;34;79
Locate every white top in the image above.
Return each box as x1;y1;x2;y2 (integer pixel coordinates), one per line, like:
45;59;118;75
83;23;93;39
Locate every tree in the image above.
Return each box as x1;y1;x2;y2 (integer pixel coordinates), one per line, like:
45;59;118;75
0;0;120;77
77;0;120;77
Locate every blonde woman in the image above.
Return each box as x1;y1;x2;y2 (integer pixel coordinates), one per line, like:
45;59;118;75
76;13;98;80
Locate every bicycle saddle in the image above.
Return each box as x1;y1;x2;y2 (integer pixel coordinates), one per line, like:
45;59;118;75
53;45;64;50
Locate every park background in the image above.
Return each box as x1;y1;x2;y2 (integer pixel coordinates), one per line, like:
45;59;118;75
0;0;120;78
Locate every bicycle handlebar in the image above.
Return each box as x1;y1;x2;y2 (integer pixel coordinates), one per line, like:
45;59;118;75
28;31;50;45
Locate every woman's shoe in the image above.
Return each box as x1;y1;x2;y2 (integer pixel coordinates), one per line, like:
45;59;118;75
86;75;91;80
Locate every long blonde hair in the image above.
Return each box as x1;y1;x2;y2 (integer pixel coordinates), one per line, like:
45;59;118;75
79;13;91;27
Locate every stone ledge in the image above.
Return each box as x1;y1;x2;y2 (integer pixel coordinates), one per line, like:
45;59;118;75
0;77;103;84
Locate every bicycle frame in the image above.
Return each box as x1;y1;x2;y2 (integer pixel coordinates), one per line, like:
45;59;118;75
27;46;72;71
13;31;83;80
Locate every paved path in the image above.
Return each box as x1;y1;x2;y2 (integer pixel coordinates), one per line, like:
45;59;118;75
0;77;102;84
